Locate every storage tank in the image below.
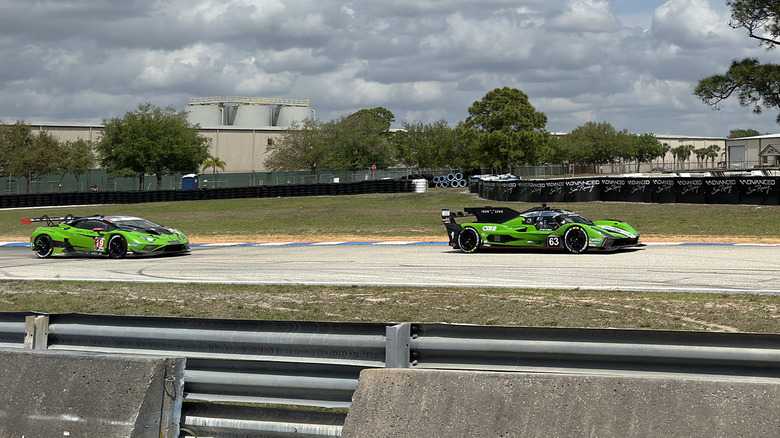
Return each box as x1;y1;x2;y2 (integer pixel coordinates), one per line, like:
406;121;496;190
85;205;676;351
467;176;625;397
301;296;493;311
275;106;313;128
187;105;223;127
223;105;239;125
232;104;273;128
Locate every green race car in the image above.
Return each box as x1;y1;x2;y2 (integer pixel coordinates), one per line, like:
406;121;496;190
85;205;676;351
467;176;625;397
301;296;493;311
23;214;190;258
442;204;641;254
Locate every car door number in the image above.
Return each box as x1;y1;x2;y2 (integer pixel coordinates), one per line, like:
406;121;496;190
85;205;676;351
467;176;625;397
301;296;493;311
94;237;105;251
547;235;561;247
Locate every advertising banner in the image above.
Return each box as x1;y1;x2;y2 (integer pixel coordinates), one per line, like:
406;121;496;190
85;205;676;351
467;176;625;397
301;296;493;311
738;177;779;205
564;179;601;202
623;178;653;203
703;178;739;204
520;180;547;203
651;178;676;203
475;176;779;206
542;180;566;203
600;178;627;202
497;180;521;202
674;178;706;204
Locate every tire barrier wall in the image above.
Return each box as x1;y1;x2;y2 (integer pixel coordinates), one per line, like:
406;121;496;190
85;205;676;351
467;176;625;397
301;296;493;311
433;173;467;188
0;179;415;209
477;176;780;205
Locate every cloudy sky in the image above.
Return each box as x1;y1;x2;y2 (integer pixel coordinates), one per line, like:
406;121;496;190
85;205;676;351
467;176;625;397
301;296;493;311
1;0;778;137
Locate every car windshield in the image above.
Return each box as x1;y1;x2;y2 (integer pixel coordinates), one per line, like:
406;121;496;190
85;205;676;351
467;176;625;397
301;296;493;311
567;215;593;225
110;218;164;230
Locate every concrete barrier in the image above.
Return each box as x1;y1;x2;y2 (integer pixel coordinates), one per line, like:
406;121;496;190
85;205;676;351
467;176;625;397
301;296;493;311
341;369;780;438
0;349;185;438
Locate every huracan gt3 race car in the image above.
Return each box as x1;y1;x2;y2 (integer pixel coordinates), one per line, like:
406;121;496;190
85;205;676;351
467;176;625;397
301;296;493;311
23;214;190;258
442;204;640;254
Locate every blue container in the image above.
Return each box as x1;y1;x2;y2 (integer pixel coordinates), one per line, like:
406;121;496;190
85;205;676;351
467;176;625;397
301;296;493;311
181;174;199;190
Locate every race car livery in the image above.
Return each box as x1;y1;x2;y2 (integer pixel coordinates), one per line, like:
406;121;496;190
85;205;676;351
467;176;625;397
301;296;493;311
23;214;190;258
442;204;640;254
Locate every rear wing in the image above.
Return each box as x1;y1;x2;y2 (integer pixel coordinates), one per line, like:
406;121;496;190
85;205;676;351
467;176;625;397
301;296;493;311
441;209;472;225
442;207;522;225
21;214;74;227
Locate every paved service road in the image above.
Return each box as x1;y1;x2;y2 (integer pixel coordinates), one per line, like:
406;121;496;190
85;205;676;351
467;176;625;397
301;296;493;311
1;243;779;295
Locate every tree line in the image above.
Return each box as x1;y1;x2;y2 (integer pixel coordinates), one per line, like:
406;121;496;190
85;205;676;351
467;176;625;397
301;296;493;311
0;87;761;194
265;87;728;176
0;122;96;193
1;104;210;193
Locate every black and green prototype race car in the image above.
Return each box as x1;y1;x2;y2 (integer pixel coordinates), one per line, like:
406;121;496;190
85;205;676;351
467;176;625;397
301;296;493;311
23;214;190;258
442;204;640;254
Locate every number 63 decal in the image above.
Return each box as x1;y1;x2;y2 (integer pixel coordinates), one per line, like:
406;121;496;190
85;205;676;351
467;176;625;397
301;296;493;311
547;235;561;247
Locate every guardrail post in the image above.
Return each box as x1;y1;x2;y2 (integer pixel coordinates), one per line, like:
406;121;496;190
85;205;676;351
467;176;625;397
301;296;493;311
385;323;411;368
23;315;49;350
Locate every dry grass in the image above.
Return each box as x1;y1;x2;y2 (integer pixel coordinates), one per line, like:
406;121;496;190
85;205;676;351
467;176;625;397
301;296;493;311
1;281;779;333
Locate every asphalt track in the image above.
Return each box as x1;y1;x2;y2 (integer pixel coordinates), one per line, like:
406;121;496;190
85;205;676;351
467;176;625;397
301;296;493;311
1;241;779;295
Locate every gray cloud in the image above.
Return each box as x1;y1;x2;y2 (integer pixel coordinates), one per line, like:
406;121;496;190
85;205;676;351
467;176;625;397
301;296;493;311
0;0;777;136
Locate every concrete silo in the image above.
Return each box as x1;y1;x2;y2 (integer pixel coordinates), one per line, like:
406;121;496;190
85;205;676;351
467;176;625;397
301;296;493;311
232;104;274;128
275;106;314;128
188;96;312;128
187;104;223;127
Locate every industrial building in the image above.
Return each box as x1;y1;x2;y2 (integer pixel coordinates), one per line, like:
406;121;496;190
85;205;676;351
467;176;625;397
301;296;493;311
28;96;314;173
21;96;778;173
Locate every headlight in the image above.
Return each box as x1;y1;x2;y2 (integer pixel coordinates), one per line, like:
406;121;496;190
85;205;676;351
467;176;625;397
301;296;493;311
144;237;155;242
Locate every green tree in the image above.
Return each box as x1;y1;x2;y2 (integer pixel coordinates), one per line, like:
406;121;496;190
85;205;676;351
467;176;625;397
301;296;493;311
98;103;210;190
456;87;549;172
201;154;226;175
60;139;96;189
323;107;396;171
566;121;623;168
263;118;327;181
0;121;63;193
659;143;672;168
694;1;780;123
394;120;457;168
671;144;696;169
706;144;722;167
630;133;664;172
0;121;17;176
694;148;709;168
728;128;761;138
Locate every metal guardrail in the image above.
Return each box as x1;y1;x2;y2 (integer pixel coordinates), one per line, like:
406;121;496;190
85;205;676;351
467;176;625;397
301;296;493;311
3;313;780;437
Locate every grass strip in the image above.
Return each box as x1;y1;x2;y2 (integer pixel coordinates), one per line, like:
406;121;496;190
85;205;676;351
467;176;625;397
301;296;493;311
2;189;780;241
1;280;779;333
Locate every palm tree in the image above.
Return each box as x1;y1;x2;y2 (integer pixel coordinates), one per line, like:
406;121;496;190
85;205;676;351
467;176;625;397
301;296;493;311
201;154;226;175
706;144;721;168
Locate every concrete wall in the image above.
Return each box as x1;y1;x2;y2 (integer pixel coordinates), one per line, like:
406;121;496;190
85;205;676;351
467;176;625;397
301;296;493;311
0;349;185;438
341;369;780;438
198;127;286;173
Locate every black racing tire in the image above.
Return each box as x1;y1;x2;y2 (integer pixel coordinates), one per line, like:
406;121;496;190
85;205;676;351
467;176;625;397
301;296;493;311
106;234;127;259
563;226;589;254
457;227;481;253
33;234;54;258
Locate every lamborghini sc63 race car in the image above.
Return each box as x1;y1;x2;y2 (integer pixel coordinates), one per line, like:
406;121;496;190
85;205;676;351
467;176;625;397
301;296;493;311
442;204;640;254
23;214;190;258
